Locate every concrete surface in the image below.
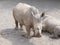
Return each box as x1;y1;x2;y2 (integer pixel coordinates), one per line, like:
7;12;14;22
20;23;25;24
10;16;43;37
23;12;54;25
0;0;60;45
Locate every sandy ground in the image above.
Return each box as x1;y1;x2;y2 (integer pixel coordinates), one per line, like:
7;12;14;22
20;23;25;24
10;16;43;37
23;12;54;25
0;0;60;45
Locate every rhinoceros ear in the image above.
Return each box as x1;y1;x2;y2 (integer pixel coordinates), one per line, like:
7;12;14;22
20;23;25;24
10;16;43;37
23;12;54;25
40;12;45;17
40;12;45;21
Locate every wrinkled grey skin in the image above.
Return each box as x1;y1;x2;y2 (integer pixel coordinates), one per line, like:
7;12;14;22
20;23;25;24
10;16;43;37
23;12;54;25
13;3;43;38
42;13;60;38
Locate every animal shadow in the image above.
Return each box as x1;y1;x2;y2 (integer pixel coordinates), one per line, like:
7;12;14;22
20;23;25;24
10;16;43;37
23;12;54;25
0;28;34;45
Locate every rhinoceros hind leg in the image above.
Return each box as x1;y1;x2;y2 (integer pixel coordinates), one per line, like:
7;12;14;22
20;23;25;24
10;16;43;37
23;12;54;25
20;24;23;30
14;20;18;30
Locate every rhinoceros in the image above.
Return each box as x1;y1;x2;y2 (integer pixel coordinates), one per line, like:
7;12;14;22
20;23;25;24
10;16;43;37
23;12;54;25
13;3;43;38
42;13;60;38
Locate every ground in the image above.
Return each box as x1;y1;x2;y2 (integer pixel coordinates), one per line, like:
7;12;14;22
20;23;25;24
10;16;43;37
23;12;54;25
0;0;60;45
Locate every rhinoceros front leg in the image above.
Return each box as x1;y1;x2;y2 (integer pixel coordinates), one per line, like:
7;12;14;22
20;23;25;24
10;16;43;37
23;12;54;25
52;31;59;39
32;28;35;37
50;29;59;39
50;34;58;39
22;25;31;38
25;25;31;38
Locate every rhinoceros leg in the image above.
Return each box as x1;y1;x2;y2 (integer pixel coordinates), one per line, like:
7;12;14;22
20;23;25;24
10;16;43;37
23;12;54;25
52;31;59;39
32;28;35;37
15;20;18;30
20;24;23;30
50;30;59;39
23;25;31;38
21;25;31;38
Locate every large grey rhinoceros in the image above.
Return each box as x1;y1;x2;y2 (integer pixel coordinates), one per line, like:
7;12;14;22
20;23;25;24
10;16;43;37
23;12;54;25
13;3;44;38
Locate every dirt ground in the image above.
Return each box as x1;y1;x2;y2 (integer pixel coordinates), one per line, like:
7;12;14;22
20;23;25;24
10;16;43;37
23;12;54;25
0;0;60;45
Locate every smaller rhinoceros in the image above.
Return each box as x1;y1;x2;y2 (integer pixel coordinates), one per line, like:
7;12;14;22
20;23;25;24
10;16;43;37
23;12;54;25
13;3;43;38
42;13;60;38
